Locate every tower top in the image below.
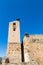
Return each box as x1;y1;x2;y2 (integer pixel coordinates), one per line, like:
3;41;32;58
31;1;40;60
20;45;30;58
8;19;20;43
16;18;20;21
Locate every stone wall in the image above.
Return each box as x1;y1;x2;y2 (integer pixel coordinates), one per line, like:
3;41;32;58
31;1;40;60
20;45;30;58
23;34;43;65
6;20;21;63
3;61;38;65
6;43;21;63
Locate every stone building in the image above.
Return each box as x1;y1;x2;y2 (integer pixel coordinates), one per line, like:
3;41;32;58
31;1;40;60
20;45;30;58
23;34;43;64
6;19;21;63
6;19;43;65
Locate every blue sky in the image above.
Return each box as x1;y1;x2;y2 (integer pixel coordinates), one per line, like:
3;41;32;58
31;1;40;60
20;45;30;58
0;0;43;57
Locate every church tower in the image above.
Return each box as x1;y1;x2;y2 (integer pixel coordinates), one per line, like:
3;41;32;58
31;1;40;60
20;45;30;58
8;19;20;43
6;19;21;63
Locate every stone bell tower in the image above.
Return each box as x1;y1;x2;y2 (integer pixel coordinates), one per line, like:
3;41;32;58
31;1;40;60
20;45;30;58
8;19;20;43
6;19;21;63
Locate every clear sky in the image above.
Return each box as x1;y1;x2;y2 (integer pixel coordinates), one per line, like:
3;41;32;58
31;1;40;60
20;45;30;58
0;0;43;57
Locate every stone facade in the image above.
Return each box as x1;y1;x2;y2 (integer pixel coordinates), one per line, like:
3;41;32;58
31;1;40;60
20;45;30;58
3;61;38;65
6;19;43;65
6;19;21;63
23;34;43;65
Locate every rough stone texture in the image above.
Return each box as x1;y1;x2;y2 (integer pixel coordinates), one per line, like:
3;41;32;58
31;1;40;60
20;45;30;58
6;20;43;65
6;20;21;63
23;34;43;65
6;43;21;63
3;61;38;65
8;20;20;43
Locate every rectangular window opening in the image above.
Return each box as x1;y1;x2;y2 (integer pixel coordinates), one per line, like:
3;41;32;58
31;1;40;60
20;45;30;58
13;23;16;31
